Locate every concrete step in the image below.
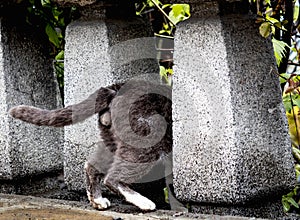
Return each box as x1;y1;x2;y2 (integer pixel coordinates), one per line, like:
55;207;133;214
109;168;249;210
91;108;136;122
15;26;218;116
0;193;270;220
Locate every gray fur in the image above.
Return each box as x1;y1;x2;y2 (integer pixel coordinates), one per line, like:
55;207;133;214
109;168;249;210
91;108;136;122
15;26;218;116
9;80;186;212
9;86;117;127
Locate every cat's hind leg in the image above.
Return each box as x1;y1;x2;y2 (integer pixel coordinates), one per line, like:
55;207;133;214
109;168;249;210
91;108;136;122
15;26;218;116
84;161;111;209
85;141;114;210
103;156;156;211
114;182;156;211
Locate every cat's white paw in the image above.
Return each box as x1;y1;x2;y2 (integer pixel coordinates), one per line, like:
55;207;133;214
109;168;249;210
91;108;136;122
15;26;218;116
133;195;156;211
118;186;156;211
93;197;111;209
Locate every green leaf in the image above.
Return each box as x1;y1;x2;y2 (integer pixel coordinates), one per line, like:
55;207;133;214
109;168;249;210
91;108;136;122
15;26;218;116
294;5;300;23
52;7;63;21
296;166;300;176
59;17;65;27
293;97;300;109
162;4;171;9
41;0;50;7
259;22;271;38
265;15;280;24
292;94;300;107
169;4;190;25
282;188;299;213
257;11;263;17
55;50;64;60
160;66;172;85
265;0;271;6
282;95;292;112
163;22;169;30
286;190;296;198
148;0;161;7
147;0;154;7
292;47;298;53
272;38;290;66
160;66;167;78
287;197;299;209
45;24;60;48
171;4;184;18
274;22;287;31
271;25;276;35
159;29;171;35
293;147;300;162
279;73;289;84
163;187;169;204
166;68;173;75
282;199;291;212
282;20;289;26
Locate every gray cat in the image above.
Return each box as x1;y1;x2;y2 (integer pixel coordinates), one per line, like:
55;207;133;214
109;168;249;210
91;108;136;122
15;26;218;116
9;80;186;212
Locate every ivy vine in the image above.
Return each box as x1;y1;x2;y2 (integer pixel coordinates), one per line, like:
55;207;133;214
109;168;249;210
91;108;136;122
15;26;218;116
254;0;300;213
136;0;190;85
25;0;79;98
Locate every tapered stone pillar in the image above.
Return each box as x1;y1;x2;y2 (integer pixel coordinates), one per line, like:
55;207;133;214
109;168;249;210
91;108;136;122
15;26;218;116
62;1;159;190
0;3;63;180
172;1;295;218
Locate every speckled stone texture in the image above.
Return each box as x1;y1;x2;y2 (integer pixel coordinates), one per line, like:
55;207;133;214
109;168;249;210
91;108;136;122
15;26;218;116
0;11;63;180
172;1;295;208
53;0;98;6
63;7;159;190
190;201;286;219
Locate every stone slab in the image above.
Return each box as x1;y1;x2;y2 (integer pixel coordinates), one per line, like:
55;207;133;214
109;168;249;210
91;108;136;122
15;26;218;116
0;15;63;179
0;193;272;220
172;11;295;205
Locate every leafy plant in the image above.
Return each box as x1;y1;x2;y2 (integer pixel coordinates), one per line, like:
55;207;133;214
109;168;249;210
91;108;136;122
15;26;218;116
282;187;300;213
253;0;300;213
25;0;78;99
136;0;190;85
136;0;190;35
256;1;291;65
25;0;189;91
272;38;291;66
160;66;173;86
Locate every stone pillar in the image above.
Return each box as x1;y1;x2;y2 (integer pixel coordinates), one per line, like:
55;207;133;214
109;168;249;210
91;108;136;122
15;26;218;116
62;1;159;190
172;0;295;217
0;3;63;180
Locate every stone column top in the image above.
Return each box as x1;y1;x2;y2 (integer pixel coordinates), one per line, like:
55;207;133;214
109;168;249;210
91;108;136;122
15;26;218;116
52;0;143;7
0;0;243;7
53;0;99;7
56;0;243;4
0;0;141;8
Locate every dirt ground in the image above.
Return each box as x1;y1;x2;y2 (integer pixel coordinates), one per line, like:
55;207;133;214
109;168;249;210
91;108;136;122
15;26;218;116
0;208;114;220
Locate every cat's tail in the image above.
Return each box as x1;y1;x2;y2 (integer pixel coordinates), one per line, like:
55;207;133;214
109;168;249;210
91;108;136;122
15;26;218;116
9;87;116;127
